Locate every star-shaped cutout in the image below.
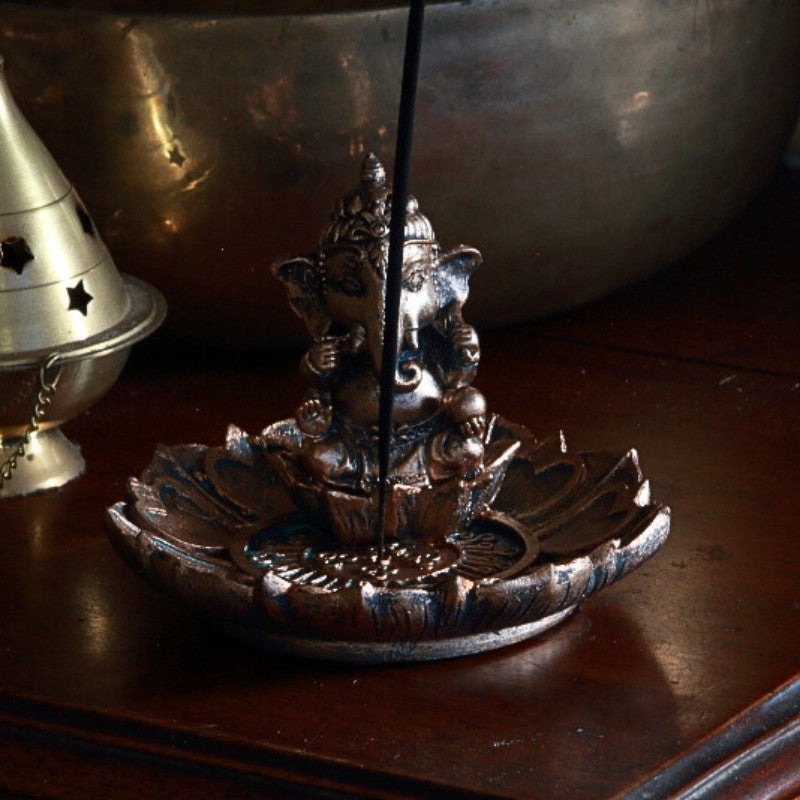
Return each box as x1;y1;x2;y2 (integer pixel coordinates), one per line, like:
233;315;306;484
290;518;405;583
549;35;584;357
75;201;96;237
66;280;93;316
0;236;34;275
167;144;186;167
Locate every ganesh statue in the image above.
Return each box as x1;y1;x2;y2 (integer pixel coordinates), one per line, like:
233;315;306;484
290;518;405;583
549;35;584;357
264;153;519;546
107;153;669;662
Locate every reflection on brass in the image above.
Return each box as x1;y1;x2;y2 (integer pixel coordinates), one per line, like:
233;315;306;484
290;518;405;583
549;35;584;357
2;1;799;347
108;157;670;662
0;55;166;497
0;353;60;491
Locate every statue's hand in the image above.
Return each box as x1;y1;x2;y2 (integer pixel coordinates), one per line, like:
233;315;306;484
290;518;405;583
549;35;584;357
296;397;333;437
443;386;487;441
459;414;486;439
450;324;480;365
308;337;341;373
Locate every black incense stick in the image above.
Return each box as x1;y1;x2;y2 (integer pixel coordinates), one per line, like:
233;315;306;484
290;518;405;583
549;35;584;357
377;0;426;563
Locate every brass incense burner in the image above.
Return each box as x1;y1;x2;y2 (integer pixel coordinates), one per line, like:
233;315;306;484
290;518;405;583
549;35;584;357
108;155;670;662
0;56;165;497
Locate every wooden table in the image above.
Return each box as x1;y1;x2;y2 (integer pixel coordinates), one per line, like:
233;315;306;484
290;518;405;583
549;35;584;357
2;168;800;799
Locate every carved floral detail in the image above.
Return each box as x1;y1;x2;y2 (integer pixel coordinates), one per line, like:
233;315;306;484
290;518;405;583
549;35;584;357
107;421;669;661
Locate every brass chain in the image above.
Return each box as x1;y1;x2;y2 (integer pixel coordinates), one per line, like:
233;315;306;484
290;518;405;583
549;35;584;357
0;353;62;490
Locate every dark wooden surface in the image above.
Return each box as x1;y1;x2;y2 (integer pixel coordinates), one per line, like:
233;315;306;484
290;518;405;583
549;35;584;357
2;168;800;798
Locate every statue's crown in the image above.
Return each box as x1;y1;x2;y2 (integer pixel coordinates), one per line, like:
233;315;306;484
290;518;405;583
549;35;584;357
319;152;435;255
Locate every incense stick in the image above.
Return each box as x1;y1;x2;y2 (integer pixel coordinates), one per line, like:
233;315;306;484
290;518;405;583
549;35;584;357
377;0;426;564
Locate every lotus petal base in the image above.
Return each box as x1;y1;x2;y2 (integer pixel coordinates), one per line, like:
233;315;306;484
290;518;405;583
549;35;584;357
106;420;670;663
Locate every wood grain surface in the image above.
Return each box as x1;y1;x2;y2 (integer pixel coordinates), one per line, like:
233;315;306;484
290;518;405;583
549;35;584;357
1;169;799;798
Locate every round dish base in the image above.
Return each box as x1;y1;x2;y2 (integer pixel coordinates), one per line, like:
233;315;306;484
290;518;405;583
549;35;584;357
0;427;84;498
225;605;578;664
107;423;671;663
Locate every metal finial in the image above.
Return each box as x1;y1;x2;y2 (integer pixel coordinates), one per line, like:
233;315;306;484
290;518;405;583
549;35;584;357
360;151;386;188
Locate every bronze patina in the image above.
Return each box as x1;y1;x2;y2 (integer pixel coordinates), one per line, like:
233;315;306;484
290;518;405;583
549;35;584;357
267;154;503;547
107;155;670;662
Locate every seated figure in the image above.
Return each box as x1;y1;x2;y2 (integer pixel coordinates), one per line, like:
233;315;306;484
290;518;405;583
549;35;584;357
266;153;517;545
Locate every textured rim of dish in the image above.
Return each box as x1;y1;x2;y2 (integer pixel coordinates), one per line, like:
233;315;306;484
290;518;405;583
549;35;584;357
221;606;580;663
106;424;671;663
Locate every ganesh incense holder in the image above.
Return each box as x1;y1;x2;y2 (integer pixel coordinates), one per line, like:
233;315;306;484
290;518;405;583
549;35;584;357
106;153;670;663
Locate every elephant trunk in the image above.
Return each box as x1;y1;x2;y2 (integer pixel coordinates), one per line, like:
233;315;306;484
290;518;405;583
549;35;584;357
394;359;423;392
366;318;423;394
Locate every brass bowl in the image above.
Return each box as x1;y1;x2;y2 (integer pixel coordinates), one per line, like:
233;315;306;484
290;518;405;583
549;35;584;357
0;277;166;497
1;354;128;495
2;0;799;346
1;353;129;440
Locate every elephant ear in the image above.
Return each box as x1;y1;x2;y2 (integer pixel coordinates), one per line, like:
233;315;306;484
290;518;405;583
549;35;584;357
272;255;330;337
437;245;482;310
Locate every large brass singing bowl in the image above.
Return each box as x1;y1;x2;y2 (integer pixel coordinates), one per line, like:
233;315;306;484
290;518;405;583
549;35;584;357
1;1;799;346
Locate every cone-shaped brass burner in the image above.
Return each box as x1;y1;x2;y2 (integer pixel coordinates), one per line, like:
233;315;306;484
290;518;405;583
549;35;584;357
0;54;166;497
